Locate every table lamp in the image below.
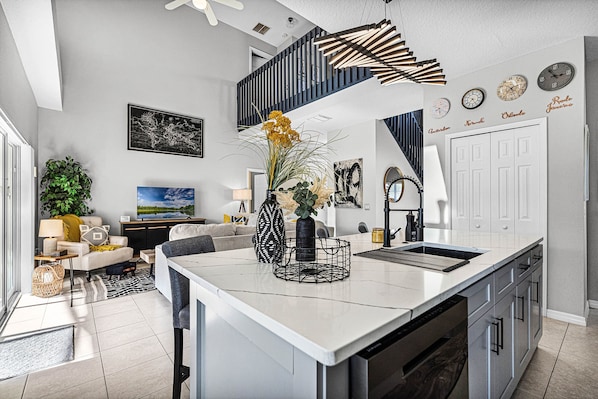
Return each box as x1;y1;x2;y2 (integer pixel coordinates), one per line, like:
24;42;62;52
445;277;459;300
232;189;252;213
39;219;64;255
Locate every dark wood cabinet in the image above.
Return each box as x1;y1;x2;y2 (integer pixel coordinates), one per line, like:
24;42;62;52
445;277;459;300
120;218;206;254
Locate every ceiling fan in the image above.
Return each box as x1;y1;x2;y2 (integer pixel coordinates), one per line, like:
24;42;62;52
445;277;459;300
165;0;244;26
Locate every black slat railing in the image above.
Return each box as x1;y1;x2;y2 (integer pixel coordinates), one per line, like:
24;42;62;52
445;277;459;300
383;110;424;182
237;27;373;127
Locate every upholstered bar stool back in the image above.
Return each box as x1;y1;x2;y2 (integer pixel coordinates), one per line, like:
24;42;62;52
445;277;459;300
162;235;215;399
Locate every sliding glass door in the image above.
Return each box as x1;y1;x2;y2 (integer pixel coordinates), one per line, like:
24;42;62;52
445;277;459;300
0;124;22;324
0;134;4;320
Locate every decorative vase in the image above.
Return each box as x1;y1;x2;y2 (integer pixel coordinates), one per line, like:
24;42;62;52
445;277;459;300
295;216;316;262
254;190;286;263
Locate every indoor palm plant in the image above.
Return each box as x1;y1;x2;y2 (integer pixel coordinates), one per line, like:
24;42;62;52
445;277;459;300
40;156;93;216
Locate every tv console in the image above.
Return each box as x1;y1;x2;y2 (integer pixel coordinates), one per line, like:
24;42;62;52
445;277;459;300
120;218;206;255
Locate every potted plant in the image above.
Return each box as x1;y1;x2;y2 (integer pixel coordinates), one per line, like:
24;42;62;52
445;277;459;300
278;177;333;261
40;156;93;216
240;110;332;263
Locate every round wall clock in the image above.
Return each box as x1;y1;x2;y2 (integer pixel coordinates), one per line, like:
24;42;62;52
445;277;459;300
537;62;575;91
462;88;485;110
430;97;451;118
497;75;527;101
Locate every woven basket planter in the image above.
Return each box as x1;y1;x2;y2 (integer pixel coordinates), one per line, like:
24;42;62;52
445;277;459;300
32;263;65;297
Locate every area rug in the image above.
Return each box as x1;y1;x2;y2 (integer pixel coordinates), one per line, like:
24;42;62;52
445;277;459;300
69;264;156;306
0;325;74;380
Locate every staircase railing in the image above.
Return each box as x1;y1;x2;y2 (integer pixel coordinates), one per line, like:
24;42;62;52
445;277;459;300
383;110;424;182
237;27;372;127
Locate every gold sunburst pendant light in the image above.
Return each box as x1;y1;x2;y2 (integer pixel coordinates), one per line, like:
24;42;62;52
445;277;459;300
313;19;446;86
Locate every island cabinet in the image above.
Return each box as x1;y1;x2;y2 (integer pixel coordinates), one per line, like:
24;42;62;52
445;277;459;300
120;218;206;254
461;244;543;399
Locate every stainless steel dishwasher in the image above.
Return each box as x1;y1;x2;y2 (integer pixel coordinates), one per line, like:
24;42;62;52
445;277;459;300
351;295;468;399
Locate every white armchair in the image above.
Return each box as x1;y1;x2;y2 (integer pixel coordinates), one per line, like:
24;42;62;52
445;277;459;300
57;216;134;280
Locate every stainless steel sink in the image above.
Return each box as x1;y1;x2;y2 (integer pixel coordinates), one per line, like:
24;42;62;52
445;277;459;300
355;243;487;272
395;242;486;260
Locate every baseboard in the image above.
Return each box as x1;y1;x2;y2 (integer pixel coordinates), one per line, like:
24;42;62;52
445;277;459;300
546;308;587;326
588;299;598;309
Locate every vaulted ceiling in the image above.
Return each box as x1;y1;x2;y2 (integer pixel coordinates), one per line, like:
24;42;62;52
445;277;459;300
3;0;598;128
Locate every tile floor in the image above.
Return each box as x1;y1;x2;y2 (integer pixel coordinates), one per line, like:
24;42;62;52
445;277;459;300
0;289;190;399
1;288;597;399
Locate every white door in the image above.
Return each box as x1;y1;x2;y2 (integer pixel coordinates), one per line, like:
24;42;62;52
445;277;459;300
450;134;491;232
491;130;516;233
450;123;541;236
469;134;491;232
490;125;540;234
451;137;470;231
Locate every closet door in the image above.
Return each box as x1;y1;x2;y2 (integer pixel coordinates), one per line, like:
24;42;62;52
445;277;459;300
451;137;471;231
490;127;540;235
491;130;515;233
451;135;491;232
513;126;540;235
469;134;491;232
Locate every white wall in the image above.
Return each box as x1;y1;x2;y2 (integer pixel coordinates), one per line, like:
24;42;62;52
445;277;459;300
424;37;587;319
38;0;275;229
328;119;421;237
0;4;38;148
328;120;376;236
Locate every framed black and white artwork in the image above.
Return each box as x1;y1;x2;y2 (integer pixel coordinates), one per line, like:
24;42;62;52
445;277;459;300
334;158;363;208
128;104;204;158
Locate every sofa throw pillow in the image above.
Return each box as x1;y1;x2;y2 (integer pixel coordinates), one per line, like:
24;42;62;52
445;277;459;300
80;224;110;246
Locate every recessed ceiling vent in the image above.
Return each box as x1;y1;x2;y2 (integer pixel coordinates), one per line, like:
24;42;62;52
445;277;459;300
253;23;270;35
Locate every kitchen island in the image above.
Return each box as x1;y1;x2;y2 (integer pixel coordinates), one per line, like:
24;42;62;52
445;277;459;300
167;228;543;398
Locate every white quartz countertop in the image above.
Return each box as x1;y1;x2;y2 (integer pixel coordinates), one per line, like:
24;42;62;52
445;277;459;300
167;228;542;366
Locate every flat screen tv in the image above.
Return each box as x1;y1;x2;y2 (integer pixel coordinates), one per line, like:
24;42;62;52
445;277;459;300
137;186;195;220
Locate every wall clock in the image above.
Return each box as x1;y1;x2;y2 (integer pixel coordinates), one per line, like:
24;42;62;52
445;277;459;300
537;62;575;91
462;88;485;110
497;75;527;101
430;97;451;119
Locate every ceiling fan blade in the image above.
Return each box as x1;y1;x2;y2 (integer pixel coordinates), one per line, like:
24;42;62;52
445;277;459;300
204;1;218;26
212;0;244;10
192;0;207;9
165;0;189;10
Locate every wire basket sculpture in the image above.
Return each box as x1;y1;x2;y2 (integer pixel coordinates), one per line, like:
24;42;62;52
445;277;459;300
273;238;351;283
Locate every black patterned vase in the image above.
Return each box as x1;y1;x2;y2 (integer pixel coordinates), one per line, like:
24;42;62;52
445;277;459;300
254;190;286;263
295;216;316;262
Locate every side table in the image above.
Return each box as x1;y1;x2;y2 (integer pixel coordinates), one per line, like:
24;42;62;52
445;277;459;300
139;249;156;277
34;253;78;307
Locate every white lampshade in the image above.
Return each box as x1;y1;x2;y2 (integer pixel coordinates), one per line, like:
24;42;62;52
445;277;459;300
39;219;64;255
233;189;252;213
232;189;252;201
39;219;64;238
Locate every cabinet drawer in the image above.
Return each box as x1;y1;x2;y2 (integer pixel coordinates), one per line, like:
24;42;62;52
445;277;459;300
515;251;533;283
460;273;494;325
495;260;516;302
531;244;543;268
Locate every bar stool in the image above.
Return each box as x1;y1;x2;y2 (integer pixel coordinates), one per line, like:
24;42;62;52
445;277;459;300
162;235;216;399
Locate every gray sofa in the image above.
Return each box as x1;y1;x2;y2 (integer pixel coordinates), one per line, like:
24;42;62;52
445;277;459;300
154;222;296;301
